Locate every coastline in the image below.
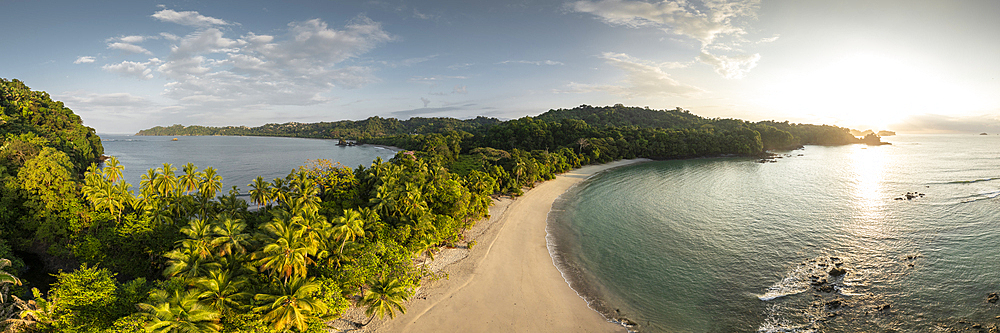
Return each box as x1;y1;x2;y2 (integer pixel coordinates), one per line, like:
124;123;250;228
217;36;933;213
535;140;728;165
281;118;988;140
334;158;649;333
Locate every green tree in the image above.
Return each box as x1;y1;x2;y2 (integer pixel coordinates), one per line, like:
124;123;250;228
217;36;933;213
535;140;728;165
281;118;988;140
330;209;365;253
0;258;20;303
361;277;411;326
194;269;250;315
138;289;221;333
248;176;271;209
253;277;329;332
253;211;317;283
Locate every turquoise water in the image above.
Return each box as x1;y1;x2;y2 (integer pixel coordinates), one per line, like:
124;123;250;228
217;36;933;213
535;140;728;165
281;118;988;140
549;134;1000;332
100;135;398;193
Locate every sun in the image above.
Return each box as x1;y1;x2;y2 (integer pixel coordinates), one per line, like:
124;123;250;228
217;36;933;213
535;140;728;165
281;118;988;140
758;52;985;131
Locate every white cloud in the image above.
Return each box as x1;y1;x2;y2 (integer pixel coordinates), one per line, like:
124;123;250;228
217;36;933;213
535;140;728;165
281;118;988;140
102;60;156;80
160;32;180;41
564;52;703;97
152;9;229;27
108;42;152;55
74;56;96;64
696;51;759;79
56;91;166;132
758;35;779;43
143;15;391;112
569;0;760;45
453;85;468;94
89;10;392;123
61;92;150;107
413;9;437;20
448;63;473;70
497;60;565;66
119;35;147;43
409;75;468;84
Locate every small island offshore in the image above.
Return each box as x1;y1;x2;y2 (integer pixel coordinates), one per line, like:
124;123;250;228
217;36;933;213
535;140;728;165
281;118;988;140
2;79;889;332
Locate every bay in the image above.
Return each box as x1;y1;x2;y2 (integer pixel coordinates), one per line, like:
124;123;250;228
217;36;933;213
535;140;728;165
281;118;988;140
550;134;1000;332
99;134;399;193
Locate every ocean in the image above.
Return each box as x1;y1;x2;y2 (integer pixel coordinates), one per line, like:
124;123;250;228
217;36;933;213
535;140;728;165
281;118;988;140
99;134;398;194
548;134;1000;332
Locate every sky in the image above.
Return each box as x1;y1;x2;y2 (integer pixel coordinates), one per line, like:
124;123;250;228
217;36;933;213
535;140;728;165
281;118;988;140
2;0;999;134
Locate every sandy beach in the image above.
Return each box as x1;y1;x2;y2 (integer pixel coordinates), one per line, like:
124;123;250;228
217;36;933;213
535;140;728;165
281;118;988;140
336;158;648;333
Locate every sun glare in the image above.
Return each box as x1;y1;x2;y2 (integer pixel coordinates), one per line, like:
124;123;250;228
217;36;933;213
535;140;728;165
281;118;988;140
759;53;987;131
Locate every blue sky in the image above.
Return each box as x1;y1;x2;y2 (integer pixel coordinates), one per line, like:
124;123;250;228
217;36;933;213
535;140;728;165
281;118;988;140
3;0;999;134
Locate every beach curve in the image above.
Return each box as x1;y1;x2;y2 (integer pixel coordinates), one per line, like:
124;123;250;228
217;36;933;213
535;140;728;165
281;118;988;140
363;159;648;333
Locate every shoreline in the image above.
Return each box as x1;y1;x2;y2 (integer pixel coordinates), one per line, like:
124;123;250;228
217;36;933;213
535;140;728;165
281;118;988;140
333;158;650;333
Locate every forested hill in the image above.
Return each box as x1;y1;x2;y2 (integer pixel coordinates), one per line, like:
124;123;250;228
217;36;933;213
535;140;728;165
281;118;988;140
1;78;104;174
136;116;501;139
536;104;705;129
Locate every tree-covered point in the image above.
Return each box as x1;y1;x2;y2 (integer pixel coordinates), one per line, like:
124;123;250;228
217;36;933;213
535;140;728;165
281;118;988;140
136;116;501;140
1;78;104;174
137;104;864;155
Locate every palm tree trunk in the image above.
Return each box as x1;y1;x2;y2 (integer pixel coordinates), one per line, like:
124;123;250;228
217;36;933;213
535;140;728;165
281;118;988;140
363;312;377;326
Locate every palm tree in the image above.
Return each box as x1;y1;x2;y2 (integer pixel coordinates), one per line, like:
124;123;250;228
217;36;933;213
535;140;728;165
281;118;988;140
138;289;222;333
361;278;411;326
104;156;125;184
140;168;158;197
0;258;21;303
164;247;220;280
253;277;329;332
2;289;55;332
179;163;201;195
199;167;223;200
248;176;271;209
198;167;223;217
270;178;288;208
194;269;250;315
209;216;251;258
178;219;215;259
153;163;179;198
253;211;317;283
216;189;246;216
331;209;365;253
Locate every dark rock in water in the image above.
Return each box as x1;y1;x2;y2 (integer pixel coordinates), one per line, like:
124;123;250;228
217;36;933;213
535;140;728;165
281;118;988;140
829;267;847;276
878;304;891;311
895;192;925;200
825;300;842;309
810;276;827;285
816;285;835;293
987;292;998;303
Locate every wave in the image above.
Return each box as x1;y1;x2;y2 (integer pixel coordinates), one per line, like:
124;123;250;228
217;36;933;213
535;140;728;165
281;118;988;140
757;321;815;333
957;190;1000;204
937;177;1000;184
758;257;844;301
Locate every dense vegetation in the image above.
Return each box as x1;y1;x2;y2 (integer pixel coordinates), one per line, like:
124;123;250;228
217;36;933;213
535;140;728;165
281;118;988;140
139;104;864;158
137;116;501;140
2;78;870;332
